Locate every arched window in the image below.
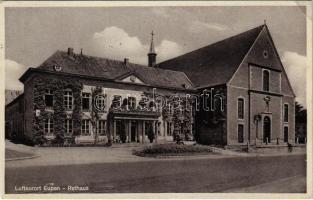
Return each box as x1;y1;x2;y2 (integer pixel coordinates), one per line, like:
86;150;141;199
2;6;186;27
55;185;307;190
237;98;244;119
263;70;270;91
284;103;289;122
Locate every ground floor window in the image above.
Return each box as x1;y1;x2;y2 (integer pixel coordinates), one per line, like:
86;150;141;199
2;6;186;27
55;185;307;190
81;119;90;136
157;122;161;136
238;124;244;143
284;126;289;143
64;119;73;135
44;118;54;135
167;122;172;136
97;120;106;136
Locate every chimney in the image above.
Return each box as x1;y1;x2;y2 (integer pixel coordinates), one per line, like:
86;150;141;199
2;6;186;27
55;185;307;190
67;48;74;56
124;58;129;65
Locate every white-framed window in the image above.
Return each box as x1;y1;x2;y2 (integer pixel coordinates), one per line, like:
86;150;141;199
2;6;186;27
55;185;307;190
82;92;91;111
237;98;244;119
128;97;136;110
97;120;106;136
81;119;90;136
167;122;173;136
64;119;73;135
45;89;54;108
238;124;244;143
44;118;54;135
64;90;73;110
262;69;270;92
284;103;289;122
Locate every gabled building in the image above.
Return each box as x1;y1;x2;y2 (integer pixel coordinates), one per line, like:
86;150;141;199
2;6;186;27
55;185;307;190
5;24;296;146
158;24;296;145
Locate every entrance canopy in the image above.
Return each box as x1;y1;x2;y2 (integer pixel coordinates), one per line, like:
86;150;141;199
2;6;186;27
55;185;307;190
109;109;161;120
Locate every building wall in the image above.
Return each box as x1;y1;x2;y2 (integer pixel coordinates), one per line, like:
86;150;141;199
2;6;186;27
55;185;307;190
227;26;296;146
226;86;249;145
5;95;24;140
24;76;35;139
23;73;194;144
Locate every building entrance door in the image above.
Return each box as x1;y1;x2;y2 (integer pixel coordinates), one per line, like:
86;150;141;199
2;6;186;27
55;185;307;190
116;120;126;143
263;116;271;143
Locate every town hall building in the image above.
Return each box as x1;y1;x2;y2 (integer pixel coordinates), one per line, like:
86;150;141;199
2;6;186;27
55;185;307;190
5;24;296;146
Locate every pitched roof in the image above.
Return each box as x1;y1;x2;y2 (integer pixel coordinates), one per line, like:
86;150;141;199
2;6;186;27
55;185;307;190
156;25;265;88
5;90;23;105
37;51;193;90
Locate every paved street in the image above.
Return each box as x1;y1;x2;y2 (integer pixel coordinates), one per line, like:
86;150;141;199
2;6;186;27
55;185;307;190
5;154;306;193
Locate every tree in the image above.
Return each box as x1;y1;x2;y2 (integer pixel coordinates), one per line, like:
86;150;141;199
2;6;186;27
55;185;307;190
295;102;307;143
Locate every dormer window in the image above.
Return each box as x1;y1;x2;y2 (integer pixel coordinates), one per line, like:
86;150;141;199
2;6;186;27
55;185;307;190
263;70;270;92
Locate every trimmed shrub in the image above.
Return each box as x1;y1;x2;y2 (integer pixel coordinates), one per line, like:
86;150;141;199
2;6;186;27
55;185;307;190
133;143;213;157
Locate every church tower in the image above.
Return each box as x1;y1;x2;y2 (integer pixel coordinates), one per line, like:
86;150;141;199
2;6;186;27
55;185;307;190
148;31;157;67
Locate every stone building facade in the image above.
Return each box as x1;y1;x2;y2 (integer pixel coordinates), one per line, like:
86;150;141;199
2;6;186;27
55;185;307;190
5;24;296;146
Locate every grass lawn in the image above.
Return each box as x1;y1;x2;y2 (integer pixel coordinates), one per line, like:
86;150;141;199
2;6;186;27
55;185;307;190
5;149;36;160
133;143;215;157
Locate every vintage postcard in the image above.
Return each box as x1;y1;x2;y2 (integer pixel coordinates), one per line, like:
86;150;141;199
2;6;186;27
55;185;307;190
1;1;312;199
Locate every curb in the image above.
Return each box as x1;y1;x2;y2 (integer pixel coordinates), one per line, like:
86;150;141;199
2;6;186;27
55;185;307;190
5;154;40;161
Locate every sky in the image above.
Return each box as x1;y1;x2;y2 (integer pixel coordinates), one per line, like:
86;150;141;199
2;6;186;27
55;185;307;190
5;6;307;107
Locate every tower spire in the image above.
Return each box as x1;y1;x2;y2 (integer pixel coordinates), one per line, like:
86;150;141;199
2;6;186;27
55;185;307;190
149;31;156;54
148;31;157;67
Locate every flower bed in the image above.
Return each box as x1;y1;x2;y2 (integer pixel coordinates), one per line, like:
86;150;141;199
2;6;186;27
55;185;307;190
133;143;214;157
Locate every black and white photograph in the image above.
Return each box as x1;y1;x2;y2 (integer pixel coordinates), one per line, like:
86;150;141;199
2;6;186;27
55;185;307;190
2;1;312;198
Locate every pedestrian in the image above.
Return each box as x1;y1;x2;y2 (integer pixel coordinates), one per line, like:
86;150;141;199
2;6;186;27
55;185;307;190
287;142;293;152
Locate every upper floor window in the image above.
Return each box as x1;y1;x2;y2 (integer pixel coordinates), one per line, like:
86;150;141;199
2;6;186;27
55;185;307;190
284;104;289;122
45;89;54;108
237;98;244;119
44;118;54;135
82;93;91;110
64;119;73;135
97;120;106;136
81;119;90;136
128;97;136;110
263;70;270;91
64;90;73;110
